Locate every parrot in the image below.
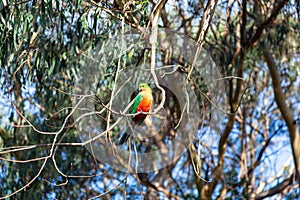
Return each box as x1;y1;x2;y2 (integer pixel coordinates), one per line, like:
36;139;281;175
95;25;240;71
118;83;153;145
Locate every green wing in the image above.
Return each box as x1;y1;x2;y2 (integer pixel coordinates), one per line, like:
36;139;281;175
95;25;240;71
130;93;142;114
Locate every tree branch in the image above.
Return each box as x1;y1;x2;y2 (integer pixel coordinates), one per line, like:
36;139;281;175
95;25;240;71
263;42;300;183
255;173;296;200
247;0;289;49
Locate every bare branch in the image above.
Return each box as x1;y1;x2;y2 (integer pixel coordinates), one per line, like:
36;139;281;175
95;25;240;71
263;42;300;182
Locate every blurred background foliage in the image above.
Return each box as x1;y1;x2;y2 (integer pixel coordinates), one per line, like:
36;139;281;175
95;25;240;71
0;0;299;199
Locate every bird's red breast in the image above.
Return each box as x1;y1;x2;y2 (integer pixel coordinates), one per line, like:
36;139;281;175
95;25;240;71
136;97;152;112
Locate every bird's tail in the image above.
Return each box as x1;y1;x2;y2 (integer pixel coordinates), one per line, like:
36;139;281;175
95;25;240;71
118;122;136;145
118;132;130;145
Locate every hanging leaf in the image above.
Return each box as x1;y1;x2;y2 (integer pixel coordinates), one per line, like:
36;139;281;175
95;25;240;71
128;48;134;59
48;58;56;76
